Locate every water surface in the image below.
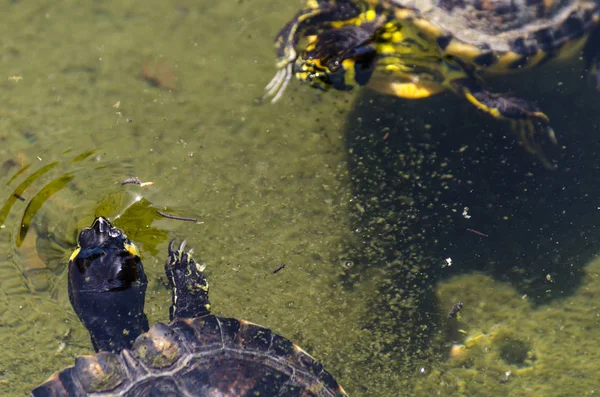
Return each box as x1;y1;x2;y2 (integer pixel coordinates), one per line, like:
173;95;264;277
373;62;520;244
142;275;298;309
1;1;600;396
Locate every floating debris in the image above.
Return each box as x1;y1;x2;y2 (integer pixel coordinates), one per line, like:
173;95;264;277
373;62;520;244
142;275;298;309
466;228;488;237
120;177;154;187
462;206;471;219
272;264;285;274
157;210;197;223
448;301;464;319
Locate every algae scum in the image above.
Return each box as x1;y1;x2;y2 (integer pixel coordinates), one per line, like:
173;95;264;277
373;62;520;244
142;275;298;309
1;1;600;396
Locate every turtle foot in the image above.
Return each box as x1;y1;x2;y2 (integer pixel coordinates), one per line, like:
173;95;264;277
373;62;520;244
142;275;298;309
165;240;211;321
509;118;557;170
458;82;558;169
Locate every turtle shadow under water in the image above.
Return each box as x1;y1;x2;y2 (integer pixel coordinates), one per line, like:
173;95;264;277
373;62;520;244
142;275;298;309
338;66;600;371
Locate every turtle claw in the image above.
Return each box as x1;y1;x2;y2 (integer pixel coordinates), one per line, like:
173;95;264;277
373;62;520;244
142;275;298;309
168;239;187;258
264;62;294;103
510;119;558;170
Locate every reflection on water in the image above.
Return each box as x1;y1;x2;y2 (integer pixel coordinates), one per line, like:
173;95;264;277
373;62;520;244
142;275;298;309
17;173;76;248
0;149;175;295
0;162;60;227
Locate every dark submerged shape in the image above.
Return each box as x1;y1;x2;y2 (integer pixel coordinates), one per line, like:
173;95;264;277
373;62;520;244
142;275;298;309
32;217;347;397
266;0;600;169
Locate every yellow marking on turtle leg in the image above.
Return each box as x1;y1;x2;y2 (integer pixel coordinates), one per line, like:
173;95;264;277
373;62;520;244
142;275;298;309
455;81;556;167
463;91;502;118
531;111;550;123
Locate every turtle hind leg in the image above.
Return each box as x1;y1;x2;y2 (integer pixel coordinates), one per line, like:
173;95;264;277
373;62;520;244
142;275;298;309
165;240;211;321
449;76;558;169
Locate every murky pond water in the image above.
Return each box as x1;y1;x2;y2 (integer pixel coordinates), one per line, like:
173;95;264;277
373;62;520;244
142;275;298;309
1;0;600;396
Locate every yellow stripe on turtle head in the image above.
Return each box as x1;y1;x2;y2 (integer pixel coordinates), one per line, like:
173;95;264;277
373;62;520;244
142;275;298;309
124;242;140;257
69;247;81;262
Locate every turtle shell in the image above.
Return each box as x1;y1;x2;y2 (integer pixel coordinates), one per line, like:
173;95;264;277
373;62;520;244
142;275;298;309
394;0;599;71
32;315;347;397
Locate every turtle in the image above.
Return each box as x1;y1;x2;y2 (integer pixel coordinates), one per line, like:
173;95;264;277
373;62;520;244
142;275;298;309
31;217;347;396
265;0;600;168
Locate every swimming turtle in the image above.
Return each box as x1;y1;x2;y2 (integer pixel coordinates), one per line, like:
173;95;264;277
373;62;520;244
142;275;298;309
31;217;347;396
265;0;600;168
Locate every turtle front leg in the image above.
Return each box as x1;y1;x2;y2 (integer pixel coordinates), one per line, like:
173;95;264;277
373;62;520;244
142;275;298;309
448;76;558;169
266;0;366;102
165;240;211;321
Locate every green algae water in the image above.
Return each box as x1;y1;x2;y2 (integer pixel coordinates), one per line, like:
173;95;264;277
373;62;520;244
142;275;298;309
1;1;600;396
0;1;364;395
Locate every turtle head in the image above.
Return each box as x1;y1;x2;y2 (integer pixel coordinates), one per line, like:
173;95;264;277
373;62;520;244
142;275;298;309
293;25;377;92
70;217;144;293
68;217;149;353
